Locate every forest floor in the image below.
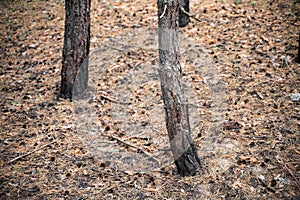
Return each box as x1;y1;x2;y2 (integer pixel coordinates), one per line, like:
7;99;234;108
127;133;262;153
0;0;299;199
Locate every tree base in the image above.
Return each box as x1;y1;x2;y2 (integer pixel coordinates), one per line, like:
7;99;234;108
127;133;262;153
174;144;201;176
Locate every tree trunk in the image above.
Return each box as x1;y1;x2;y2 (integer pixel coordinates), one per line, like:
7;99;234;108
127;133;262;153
157;0;201;176
179;0;189;27
60;0;91;99
297;33;300;63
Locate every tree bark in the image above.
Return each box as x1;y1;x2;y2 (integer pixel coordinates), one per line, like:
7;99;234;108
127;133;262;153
157;0;201;176
297;33;300;63
179;0;189;27
60;0;91;99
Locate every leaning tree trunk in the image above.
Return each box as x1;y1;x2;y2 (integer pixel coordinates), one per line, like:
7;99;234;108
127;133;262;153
157;0;201;176
60;0;91;99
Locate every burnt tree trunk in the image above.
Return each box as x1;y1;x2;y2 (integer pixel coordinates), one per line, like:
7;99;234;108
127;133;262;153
157;0;201;176
60;0;91;99
179;0;189;27
297;33;300;63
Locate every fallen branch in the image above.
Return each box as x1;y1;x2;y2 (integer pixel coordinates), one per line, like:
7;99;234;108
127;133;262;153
9;140;56;164
104;134;160;164
180;6;201;22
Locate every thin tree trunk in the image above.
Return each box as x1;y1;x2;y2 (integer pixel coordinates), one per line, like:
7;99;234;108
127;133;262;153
157;0;201;176
297;33;300;63
60;0;91;99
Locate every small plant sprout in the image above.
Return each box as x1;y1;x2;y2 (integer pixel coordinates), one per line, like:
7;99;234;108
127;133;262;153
250;1;257;6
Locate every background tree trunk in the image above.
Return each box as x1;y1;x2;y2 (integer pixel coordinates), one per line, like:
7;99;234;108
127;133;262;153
157;0;201;176
179;0;189;27
297;33;300;63
60;0;91;99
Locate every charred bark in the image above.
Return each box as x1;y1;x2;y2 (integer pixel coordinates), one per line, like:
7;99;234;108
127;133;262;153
296;33;300;63
157;0;201;176
60;0;91;99
179;0;189;27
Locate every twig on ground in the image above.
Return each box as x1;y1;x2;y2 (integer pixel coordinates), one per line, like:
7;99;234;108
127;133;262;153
99;91;131;105
11;124;34;126
122;131;147;141
93;182;121;195
101;182;120;193
133;60;143;68
9;140;56;164
103;44;125;52
104;134;160;164
180;6;201;22
277;157;300;188
258;176;276;193
150;161;174;172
